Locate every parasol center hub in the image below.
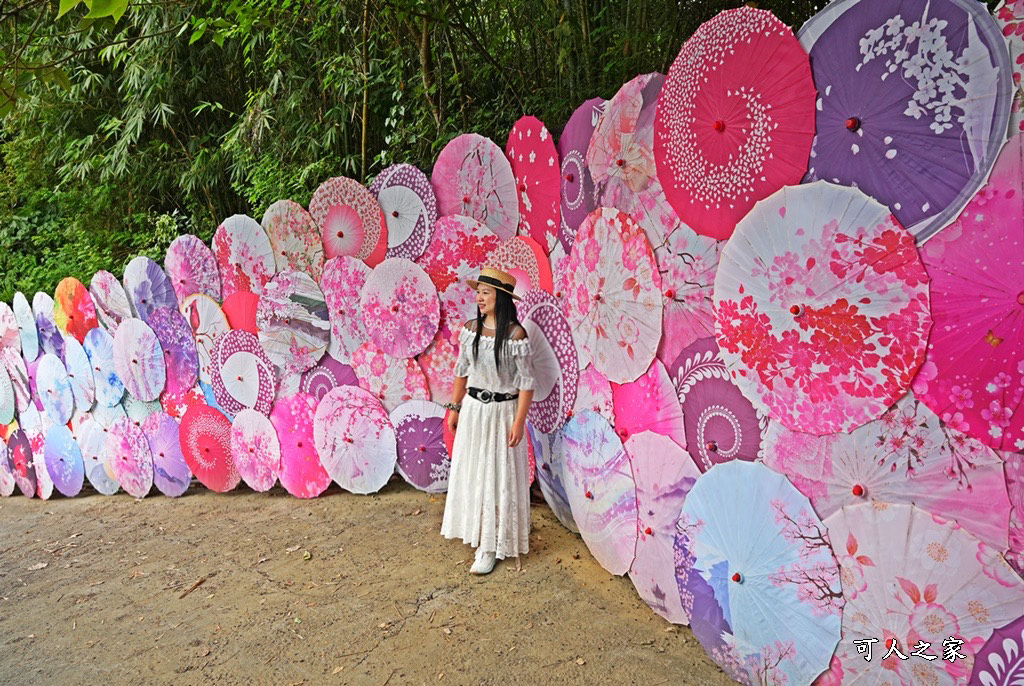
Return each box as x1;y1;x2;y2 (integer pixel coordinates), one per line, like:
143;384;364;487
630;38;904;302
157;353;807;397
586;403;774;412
462;195;470;204
789;304;804;317
564;173;574;182
615;158;625;167
713;120;725;132
518;183;526;193
1017;291;1024;305
664;289;676;300
585;490;593;499
731;572;742;583
392;210;400;218
236;376;243;382
706;440;718;453
391;305;399;313
852;483;865;497
846;117;861;132
336;231;344;238
417;445;425;452
297;441;303;448
644;527;653;536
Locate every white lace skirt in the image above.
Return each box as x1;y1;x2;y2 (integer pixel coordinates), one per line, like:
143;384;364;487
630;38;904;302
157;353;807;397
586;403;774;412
440;395;531;559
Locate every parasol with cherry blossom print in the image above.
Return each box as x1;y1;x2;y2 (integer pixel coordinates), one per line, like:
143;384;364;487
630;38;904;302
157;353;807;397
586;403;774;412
625;431;701;625
359;258;439;359
431;133;519;240
8;430;35;498
369;163;438;261
231;408;280;493
912;134;1024;453
506;115;560;254
415;215;501;343
819;503;1024;686
713;181;932;435
262;199;325;280
557;97;604;251
103;415;153;499
320;256;370;363
89;271;133;335
351;343;429;413
212;214;277;299
995;0;1024;135
164;233;221;303
53;277;99;344
143;412;191;497
486;236;552;297
610;359;685;449
655;225;720;367
561;409;638;575
762;393;1012;551
123;256;178;323
562;207;663;384
391;399;448;494
180;404;239;493
314;385;397;494
211;330;276;417
256;270;330;379
799;0;1012;242
272;393;330;499
655;6;815;241
113;318;166;403
674;460;842;686
518;290;577;433
418;334;458;403
309;176;387;264
573;365;615;426
180;294;230;385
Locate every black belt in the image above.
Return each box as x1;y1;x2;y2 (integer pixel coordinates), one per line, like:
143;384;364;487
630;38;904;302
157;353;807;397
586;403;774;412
467;387;519;404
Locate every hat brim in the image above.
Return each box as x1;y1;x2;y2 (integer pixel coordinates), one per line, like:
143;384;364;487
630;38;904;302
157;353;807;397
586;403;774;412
466;279;520;300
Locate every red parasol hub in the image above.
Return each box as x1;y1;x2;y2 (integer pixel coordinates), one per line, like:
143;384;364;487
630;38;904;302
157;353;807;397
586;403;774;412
731;572;742;583
852;483;865;497
713;120;725;132
845;117;860;131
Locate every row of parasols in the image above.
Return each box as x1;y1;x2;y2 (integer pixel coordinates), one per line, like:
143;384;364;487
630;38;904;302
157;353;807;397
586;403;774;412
1;0;1024;684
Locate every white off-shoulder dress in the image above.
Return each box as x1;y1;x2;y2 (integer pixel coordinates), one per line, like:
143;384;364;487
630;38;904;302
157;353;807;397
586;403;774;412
441;324;535;560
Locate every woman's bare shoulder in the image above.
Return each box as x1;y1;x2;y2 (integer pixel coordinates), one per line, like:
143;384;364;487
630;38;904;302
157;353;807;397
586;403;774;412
510;325;528;341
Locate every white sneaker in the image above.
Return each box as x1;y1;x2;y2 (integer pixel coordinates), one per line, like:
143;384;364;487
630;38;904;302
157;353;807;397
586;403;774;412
470;548;496;575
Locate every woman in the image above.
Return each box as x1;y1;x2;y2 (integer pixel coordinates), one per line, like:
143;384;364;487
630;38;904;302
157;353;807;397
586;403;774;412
441;267;535;575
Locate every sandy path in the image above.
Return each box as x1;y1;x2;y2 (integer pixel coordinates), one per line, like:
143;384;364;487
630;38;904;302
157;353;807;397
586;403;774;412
0;482;733;685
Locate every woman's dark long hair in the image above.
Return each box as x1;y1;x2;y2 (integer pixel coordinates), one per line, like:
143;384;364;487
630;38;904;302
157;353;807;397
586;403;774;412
472;289;521;370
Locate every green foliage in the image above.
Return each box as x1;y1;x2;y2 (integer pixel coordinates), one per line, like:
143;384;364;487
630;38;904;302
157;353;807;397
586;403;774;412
0;0;1003;301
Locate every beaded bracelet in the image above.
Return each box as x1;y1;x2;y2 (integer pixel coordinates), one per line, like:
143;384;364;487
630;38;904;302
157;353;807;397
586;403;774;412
443;402;462;412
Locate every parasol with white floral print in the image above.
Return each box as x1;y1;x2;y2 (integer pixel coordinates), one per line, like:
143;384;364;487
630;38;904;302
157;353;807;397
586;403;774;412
211;329;276;418
912;134;1024;453
165;234;222;303
369;163;438;261
674;460;843;686
713;181;932;435
518;290;577;433
212;214;277;299
486;236;552;297
431;133;520;240
799;0;1012;242
655;6;815;241
506;115;560;254
762;393;1012;551
820;502;1024;686
358;258;439;359
180;404;239;493
562;207;663;385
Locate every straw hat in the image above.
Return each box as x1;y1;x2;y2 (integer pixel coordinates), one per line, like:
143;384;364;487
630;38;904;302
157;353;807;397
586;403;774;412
466;267;520;300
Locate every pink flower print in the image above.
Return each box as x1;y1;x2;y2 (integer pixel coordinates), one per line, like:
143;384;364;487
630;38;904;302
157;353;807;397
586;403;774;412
906;601;960;651
982;399;1012;428
912;359;937;396
950;385;973;410
837;555;867;600
976;542;1022;587
989;372;1013;391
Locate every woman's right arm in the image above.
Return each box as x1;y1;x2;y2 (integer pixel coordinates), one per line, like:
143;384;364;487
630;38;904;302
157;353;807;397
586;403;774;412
447;376;467;433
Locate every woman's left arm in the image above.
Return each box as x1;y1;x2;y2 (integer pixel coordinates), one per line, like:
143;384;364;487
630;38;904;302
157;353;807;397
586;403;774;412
509;390;533;448
508;325;534;448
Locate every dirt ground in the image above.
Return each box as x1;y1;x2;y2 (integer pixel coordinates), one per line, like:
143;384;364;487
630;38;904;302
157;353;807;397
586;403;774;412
0;480;734;685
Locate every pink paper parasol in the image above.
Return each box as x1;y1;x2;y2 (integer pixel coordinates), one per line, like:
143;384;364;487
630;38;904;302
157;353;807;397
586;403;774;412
231;408;280;492
104;416;153;498
625;431;701;624
212;214;277;299
53;277;99;344
431;133;519;240
588;73;679;247
256;270;329;377
655;225;720;366
562;207;663;384
262;199;325;280
351;343;429;412
180;294;230;385
610;359;685;448
391;399;448;493
913;134;1024;452
320;256;370;363
113;318;166;402
667;336;765;472
271;393;330;499
299;356;357;401
314;385;397;494
573;365;615;426
486;236;553;297
165;233;221;303
655;7;815;240
123;256;178;323
506;115;560;253
518;290;577;433
714;181;932;434
179;404;239;492
561;409;639;575
159;383;207;421
211;330;276;417
418;335;458;402
221;290;259;334
415;215;501;343
763;393;1012;550
89;271;133;335
369;163;438;261
143;412;191;497
309;176;386;262
359;258;439;359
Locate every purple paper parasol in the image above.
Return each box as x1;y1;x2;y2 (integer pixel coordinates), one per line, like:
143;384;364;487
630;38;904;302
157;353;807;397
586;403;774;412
518;290;577;433
123;256;178;323
391;399;448;494
369;163;438;261
299;356;358;401
43;424;85;497
143;412;191;497
557;97;604;251
148;306;199;400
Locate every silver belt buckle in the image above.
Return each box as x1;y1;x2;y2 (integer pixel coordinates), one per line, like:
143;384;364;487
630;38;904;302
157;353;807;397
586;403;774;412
478;389;493;403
